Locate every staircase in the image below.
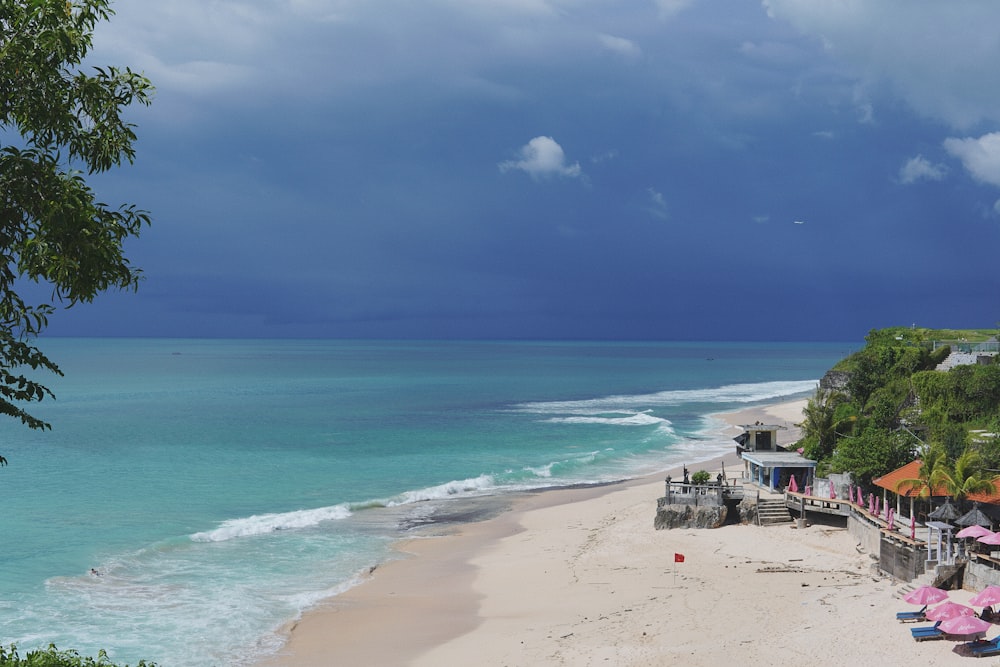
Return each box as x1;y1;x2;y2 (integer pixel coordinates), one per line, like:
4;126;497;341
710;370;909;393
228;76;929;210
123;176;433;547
897;571;938;600
757;497;793;526
936;351;997;371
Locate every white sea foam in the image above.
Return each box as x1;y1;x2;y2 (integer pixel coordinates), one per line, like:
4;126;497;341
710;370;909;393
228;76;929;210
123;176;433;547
526;462;555;477
190;504;353;542
515;379;817;414
545;411;670;427
527;450;598;475
385;474;498;505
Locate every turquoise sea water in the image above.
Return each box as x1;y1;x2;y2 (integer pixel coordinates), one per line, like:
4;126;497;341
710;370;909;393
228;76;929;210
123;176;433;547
0;339;852;665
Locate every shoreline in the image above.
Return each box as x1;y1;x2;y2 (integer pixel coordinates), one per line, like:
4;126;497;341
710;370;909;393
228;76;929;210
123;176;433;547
259;395;993;665
255;398;810;666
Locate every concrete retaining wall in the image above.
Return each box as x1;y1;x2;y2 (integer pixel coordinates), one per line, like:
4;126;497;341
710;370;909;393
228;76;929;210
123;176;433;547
848;513;882;555
964;560;1000;590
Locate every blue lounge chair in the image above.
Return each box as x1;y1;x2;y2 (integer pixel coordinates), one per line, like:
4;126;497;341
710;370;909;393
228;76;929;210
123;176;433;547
897;605;927;622
911;621;944;641
968;636;1000;657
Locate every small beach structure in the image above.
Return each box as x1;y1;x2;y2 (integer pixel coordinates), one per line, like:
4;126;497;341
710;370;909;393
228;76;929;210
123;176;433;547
733;422;785;453
741;450;817;493
734;423;816;493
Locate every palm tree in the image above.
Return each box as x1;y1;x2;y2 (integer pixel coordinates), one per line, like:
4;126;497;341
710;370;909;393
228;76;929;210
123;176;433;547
800;388;853;460
936;447;1000;506
894;442;949;499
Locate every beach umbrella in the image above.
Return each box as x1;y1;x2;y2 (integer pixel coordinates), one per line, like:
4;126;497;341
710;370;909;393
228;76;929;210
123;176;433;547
829;480;836;499
888;508;895;531
957;504;992;528
904;585;949;606
978;532;1000;546
926;601;976;621
869;493;875;514
911;514;916;540
970;586;1000;608
875;496;881;518
929;499;961;521
857;486;863;506
804;485;811;496
788;475;798;493
957;525;994;539
939;615;992;636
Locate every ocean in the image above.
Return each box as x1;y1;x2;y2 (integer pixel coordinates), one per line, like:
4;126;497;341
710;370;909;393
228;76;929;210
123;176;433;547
0;339;851;666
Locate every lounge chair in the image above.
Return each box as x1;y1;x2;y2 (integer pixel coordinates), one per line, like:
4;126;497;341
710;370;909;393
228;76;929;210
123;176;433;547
897;605;927;622
968;636;1000;657
911;621;944;641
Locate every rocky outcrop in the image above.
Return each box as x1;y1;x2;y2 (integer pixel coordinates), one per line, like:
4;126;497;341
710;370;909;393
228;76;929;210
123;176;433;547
654;503;726;530
738;497;758;525
819;370;850;393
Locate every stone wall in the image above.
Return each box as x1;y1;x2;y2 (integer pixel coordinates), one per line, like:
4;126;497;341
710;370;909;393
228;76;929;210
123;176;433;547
964;560;1000;591
850;512;926;582
848;513;882;555
654;504;727;530
879;537;925;582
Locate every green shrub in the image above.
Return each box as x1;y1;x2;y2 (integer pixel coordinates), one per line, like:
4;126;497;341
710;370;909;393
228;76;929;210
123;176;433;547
691;470;711;485
0;645;156;667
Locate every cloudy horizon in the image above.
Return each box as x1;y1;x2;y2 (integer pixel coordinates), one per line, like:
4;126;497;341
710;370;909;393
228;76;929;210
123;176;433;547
39;0;1000;341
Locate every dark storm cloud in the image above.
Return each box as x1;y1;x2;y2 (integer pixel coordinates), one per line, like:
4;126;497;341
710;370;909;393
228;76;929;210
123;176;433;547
55;0;1000;341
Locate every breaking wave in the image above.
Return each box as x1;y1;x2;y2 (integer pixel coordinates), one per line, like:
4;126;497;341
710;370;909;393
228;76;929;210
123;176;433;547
515;379;817;415
190;504;353;542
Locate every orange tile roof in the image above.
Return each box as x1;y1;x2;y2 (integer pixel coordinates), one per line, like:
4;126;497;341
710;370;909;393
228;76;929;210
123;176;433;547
872;459;948;497
873;459;1000;504
966;479;1000;505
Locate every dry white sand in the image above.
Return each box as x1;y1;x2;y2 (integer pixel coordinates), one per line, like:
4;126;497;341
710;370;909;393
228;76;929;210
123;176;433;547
257;399;992;666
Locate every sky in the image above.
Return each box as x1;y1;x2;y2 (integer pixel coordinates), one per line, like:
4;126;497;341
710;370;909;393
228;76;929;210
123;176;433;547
37;0;1000;341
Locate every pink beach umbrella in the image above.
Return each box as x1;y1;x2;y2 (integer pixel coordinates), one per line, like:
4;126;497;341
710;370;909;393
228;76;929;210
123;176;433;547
958;525;994;539
888;508;895;531
939;615;992;636
927;601;976;621
904;585;949;606
857;486;863;506
829;480;836;499
911;514;916;541
874;496;881;518
868;493;875;514
970;585;1000;608
847;483;853;503
978;532;1000;546
788;475;798;493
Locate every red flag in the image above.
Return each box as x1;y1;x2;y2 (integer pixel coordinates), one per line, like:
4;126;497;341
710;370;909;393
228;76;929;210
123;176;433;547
674;553;685;563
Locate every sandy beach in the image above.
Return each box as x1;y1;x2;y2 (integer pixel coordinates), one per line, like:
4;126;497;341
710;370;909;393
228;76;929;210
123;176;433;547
258;399;989;666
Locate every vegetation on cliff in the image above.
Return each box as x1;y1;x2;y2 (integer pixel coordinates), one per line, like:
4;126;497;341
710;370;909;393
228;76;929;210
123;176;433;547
799;327;1000;490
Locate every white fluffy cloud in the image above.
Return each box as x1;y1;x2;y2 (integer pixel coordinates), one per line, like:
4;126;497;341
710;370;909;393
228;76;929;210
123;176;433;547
499;136;582;180
943;133;1000;188
655;0;694;19
645;188;668;219
599;33;641;59
898;155;947;185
